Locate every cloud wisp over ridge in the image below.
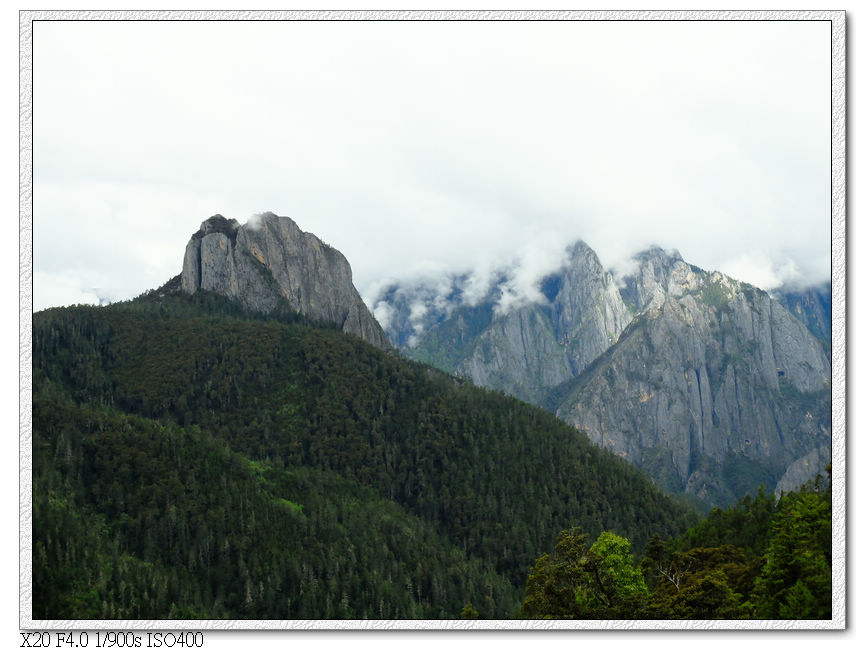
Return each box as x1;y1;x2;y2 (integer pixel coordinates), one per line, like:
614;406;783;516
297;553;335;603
32;20;831;313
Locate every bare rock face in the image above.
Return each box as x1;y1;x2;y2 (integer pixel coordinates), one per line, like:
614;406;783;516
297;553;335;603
373;241;831;507
555;258;831;506
551;241;633;375
401;241;633;403
772;282;831;353
455;304;573;405
774;446;831;496
181;213;389;349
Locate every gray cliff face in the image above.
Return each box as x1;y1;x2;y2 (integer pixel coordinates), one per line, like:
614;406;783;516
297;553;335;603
774;446;831;496
555;265;830;506
373;241;831;507
455;305;573;405
618;246;698;312
181;213;389;349
552;242;633;375
772;282;831;352
390;240;632;402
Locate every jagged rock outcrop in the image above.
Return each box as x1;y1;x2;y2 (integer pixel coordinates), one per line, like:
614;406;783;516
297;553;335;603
455;304;573;404
774;446;831;496
618;246;701;312
550;242;633;375
181;213;389;348
772;281;831;353
555;256;830;506
377;242;831;507
383;240;633;402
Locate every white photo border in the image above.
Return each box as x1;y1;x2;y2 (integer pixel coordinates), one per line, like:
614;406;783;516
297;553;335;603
19;8;847;631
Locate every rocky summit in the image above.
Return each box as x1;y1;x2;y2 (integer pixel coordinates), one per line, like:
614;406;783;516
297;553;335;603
555;251;830;506
181;213;389;349
375;242;831;508
378;241;634;405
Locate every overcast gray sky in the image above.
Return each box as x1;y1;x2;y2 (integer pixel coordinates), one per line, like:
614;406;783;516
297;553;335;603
32;18;831;312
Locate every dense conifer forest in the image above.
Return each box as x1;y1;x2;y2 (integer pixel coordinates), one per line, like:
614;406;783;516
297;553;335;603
31;289;830;620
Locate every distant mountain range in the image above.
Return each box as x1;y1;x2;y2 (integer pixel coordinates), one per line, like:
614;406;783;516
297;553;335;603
374;243;831;508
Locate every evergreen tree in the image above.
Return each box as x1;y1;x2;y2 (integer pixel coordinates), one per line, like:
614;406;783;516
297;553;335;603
752;491;831;619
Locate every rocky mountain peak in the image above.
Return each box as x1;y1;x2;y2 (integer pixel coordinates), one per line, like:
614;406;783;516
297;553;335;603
564;240;601;265
619;246;698;312
555;256;830;506
552;241;633;374
194;214;241;239
636;245;683;263
376;236;831;507
180;213;389;349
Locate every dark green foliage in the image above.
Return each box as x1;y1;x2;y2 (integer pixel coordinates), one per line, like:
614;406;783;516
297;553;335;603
641;544;757;619
33;393;517;619
33;291;696;619
719;455;778;507
189;215;238;243
674;485;778;555
648;472;831;619
521;470;832;620
698;280;732;310
752;482;832;619
520;528;594;619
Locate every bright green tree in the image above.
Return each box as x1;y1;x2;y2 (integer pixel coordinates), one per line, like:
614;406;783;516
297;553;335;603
586;531;649;617
520;528;647;619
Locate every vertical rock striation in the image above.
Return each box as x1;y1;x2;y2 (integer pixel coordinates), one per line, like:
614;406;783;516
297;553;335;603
181;213;389;349
551;241;634;375
555;253;830;505
375;242;832;507
401;240;634;403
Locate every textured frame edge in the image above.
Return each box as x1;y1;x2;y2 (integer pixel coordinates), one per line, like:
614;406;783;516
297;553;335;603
19;8;847;632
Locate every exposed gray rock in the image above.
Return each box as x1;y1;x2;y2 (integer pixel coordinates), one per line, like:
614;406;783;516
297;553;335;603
455;305;573;404
555;267;830;506
552;242;633;375
181;213;389;349
774;445;831;496
383;240;634;401
373;240;831;508
618;246;700;312
772;281;831;352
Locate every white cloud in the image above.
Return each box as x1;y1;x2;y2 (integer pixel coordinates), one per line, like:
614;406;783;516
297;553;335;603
719;253;819;292
245;213;267;231
461;267;498;308
31;19;832;312
490;232;570;315
611;257;642;289
372;300;395;332
408;301;429;330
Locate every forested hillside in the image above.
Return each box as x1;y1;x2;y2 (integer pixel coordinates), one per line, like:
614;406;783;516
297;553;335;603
32;290;698;619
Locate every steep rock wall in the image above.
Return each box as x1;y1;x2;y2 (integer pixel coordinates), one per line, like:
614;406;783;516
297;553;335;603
181;213;389;349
